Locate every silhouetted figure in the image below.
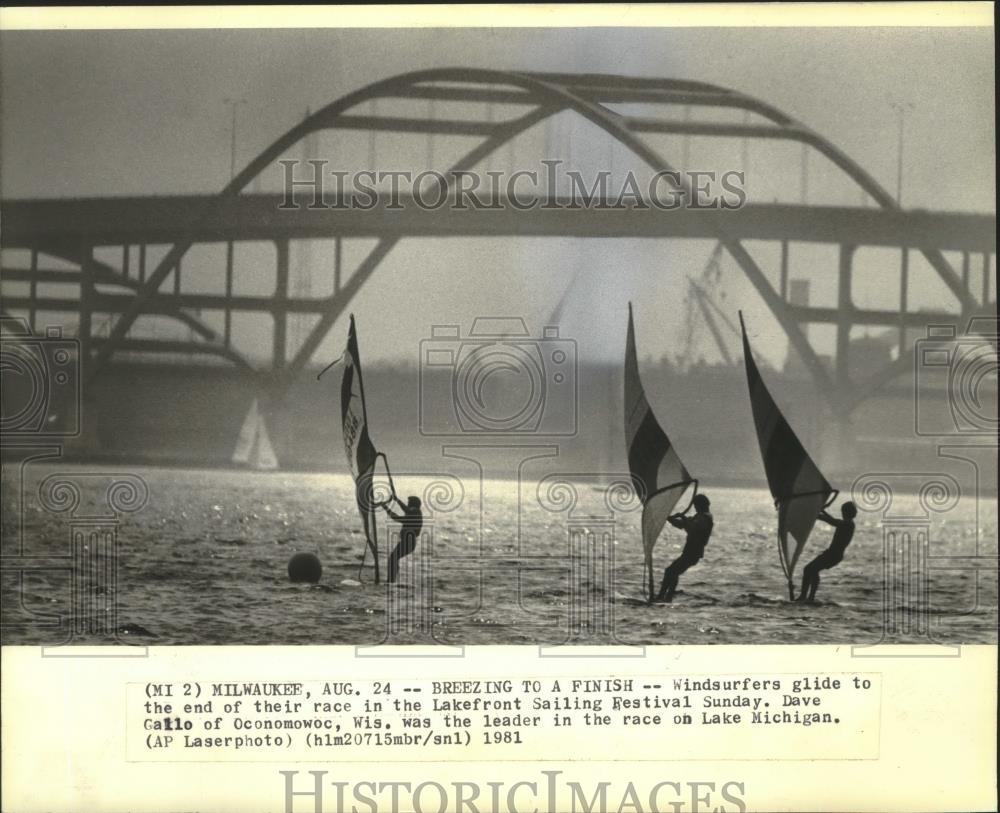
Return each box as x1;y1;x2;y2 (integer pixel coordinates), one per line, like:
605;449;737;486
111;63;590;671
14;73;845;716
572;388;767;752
798;501;857;602
383;495;422;583
655;493;713;603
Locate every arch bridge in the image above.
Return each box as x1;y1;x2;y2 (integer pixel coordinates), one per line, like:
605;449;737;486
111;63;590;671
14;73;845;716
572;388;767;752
2;69;996;419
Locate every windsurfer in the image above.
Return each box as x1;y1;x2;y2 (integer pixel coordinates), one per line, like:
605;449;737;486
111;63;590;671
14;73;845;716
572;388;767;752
796;501;857;602
383;495;423;583
655;493;713;603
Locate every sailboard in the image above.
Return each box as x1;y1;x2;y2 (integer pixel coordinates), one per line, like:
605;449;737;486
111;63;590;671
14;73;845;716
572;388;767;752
739;312;837;600
231;398;279;470
624;303;697;599
338;314;385;584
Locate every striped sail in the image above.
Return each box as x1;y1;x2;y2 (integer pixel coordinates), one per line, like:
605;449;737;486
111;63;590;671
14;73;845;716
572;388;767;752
624;303;695;598
739;313;834;598
340;314;381;583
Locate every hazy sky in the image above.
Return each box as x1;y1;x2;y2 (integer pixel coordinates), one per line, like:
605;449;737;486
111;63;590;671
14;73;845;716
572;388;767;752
1;25;994;366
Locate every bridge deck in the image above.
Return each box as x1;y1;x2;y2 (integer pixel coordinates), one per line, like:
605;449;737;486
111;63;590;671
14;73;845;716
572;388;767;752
2;194;995;252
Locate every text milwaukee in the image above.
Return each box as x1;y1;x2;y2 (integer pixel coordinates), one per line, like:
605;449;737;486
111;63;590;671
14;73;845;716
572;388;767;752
212;683;304;697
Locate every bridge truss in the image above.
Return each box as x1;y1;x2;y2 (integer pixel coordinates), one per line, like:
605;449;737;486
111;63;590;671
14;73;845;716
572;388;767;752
1;69;996;419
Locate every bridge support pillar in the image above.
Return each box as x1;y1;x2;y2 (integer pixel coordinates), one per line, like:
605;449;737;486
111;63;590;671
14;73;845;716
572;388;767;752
224;241;234;348
78;245;94;381
898;247;909;352
74;245;103;457
28;249;38;331
832;243;857;475
779;239;789;300
334;237;342;293
273;239;289;370
836;243;855;388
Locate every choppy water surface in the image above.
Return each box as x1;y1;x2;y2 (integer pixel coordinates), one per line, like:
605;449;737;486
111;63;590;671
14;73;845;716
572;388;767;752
2;464;996;646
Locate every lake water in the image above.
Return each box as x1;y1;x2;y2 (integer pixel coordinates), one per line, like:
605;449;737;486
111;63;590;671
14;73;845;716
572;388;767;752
2;464;996;647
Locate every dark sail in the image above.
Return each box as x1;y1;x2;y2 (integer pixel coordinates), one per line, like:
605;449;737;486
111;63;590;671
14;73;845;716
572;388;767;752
740;313;834;598
624;303;696;599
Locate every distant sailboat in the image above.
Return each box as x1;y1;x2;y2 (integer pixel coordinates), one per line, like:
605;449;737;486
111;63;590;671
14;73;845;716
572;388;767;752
231;398;279;471
739;312;837;600
624;303;698;599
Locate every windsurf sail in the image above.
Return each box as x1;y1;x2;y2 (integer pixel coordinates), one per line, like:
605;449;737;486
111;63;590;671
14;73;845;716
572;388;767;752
739;312;837;600
340;314;382;584
624;303;697;599
231;398;279;470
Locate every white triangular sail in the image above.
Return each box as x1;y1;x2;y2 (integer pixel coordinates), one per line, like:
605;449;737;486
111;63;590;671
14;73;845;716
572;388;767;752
624;303;696;598
252;416;279;470
231;399;279;470
739;313;835;599
231;400;259;465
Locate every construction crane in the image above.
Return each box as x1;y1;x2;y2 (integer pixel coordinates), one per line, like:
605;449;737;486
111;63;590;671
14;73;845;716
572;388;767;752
686;277;741;366
680;242;741;367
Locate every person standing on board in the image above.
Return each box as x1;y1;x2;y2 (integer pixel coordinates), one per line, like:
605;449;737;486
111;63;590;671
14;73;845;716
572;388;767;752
797;500;857;602
655;493;713;603
382;494;422;583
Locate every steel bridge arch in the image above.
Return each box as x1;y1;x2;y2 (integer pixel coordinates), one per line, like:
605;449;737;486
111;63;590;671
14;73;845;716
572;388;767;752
90;68;977;412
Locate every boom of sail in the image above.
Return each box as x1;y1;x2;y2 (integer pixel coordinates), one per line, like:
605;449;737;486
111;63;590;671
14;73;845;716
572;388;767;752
339;314;382;584
624;303;697;599
739;312;836;599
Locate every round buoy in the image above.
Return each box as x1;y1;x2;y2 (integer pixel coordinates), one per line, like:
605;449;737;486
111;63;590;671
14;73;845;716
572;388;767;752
287;552;322;584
